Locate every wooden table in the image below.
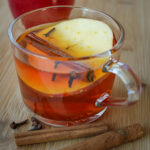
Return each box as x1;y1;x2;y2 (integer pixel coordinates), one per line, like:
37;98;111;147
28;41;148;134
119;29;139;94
0;0;149;149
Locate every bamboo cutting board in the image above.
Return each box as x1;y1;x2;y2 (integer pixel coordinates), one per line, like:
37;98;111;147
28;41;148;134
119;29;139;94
0;0;150;150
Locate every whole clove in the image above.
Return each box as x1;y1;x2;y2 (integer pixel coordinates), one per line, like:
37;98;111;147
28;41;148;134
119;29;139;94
44;27;55;37
54;61;60;69
10;119;28;129
51;73;56;82
68;71;77;88
29;124;42;131
51;61;60;82
86;70;95;82
31;117;39;126
30;117;42;131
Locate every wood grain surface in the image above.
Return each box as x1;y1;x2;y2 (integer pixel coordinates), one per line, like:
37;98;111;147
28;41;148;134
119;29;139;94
0;0;149;150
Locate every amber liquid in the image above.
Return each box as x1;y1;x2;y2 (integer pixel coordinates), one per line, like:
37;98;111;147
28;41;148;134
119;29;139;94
15;23;116;123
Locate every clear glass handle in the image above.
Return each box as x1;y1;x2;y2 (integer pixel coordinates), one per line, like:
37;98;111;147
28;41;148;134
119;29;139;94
96;60;142;107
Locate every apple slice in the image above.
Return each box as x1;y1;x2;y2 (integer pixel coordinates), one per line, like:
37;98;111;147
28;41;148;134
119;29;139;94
36;18;113;57
17;19;114;94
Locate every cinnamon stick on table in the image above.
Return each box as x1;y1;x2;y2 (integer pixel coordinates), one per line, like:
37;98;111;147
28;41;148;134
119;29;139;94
14;122;108;146
61;123;144;150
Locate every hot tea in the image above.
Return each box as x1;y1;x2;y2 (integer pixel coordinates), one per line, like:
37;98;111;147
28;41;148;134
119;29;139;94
15;18;116;124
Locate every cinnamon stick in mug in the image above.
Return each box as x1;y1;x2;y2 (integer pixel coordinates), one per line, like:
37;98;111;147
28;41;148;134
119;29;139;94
14;123;108;146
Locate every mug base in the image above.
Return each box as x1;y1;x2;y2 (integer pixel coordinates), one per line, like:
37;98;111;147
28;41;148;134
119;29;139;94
34;107;107;127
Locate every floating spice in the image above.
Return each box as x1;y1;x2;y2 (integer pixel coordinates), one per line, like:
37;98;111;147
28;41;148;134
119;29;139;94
86;70;95;82
51;61;60;82
54;61;60;69
68;71;77;88
10;119;28;129
51;73;56;82
44;27;55;37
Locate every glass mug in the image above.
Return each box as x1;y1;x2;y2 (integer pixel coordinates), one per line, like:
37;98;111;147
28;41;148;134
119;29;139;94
8;6;142;126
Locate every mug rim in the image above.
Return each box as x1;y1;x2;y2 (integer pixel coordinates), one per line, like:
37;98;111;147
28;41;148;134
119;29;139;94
8;5;125;61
